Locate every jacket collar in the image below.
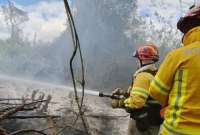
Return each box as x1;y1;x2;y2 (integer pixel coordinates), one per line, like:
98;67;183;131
134;64;157;77
183;26;200;46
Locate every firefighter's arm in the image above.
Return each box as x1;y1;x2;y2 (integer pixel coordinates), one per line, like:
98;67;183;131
124;72;153;109
149;52;179;106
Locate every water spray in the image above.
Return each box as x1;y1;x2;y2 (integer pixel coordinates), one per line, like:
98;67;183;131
66;87;124;100
66;84;126;100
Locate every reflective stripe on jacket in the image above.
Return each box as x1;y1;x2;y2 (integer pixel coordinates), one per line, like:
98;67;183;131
127;64;157;109
150;26;200;135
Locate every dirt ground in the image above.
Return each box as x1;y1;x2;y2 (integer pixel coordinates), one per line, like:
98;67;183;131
0;75;142;135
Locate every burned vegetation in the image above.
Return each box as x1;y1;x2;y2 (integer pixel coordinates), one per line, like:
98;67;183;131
0;90;60;135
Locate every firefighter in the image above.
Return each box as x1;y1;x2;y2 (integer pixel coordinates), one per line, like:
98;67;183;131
149;4;200;135
112;44;162;135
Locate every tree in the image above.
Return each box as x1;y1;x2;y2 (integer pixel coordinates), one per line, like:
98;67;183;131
2;0;29;43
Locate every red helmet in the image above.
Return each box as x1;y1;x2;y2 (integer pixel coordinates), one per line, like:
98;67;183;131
177;4;200;34
133;44;159;62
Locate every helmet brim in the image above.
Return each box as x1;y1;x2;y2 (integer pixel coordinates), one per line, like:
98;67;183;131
132;51;138;58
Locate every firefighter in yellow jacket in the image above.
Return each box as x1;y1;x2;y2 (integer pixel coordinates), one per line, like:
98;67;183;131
149;4;200;135
112;44;162;135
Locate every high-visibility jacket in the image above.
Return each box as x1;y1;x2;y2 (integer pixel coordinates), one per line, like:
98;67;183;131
124;64;157;109
149;26;200;135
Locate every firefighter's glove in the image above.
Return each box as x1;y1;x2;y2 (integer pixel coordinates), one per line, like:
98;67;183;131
112;88;124;96
111;99;125;108
124;96;146;110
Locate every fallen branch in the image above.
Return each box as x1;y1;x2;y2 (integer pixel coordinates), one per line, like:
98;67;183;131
0;100;48;121
9;129;47;135
85;114;129;119
0;107;15;113
7;115;60;119
0;104;25;121
0;127;8;135
0;98;24;101
55;124;84;135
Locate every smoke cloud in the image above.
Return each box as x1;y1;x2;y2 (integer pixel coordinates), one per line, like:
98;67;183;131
0;0;192;91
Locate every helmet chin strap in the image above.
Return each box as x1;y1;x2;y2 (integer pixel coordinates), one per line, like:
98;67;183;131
138;60;155;68
136;59;142;69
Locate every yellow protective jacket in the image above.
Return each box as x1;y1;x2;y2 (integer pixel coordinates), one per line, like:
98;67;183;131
124;64;157;109
149;26;200;135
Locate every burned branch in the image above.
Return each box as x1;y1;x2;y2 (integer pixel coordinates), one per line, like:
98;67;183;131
9;129;47;135
0;90;61;135
7;115;60;119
